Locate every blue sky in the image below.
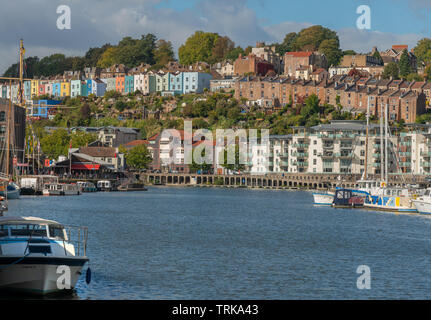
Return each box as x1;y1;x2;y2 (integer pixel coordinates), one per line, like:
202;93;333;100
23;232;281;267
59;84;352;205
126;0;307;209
1;0;430;73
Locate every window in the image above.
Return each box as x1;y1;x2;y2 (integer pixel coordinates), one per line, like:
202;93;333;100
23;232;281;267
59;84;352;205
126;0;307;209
0;111;5;122
49;225;65;240
9;224;47;237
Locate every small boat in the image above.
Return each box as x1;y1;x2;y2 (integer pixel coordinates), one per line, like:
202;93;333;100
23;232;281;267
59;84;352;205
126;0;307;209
0;182;20;199
412;188;431;215
97;180;113;192
332;189;366;208
0;216;89;295
42;183;81;196
364;187;417;213
77;181;97;193
312;191;334;206
19;175;59;196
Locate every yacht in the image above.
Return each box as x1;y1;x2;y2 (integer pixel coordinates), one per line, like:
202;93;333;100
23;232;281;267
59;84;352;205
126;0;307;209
77;181;97;193
0;216;89;294
42;183;81;196
0;182;20;199
364;187;417;213
412;188;431;214
97;180;113;192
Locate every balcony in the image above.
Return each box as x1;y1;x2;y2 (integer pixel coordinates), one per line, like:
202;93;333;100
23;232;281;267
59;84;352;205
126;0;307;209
399;162;411;167
336;133;355;139
292;152;309;158
399;152;412;157
322;144;334;149
421;151;431;157
318;134;335;139
292;161;308;167
293;143;309;148
421;161;431;167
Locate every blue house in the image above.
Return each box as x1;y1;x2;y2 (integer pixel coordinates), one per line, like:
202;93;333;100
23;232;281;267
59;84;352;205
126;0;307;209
52;82;61;97
30;99;61;118
169;72;183;94
91;79;107;97
182;72;212;94
124;75;134;94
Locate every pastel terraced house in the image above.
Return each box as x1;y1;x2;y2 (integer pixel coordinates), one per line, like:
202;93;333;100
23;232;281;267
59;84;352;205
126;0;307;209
60;81;70;97
115;76;125;94
124;75;134;94
30;80;39;98
70;80;82;98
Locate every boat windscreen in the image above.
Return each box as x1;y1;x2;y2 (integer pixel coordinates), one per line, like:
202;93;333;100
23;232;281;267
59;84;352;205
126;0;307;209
8;224;47;237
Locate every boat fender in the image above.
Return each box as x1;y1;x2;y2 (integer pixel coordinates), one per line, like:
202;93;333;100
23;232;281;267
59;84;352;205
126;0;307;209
86;267;92;284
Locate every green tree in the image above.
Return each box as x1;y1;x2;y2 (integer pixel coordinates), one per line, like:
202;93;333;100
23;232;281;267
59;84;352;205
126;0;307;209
211;36;235;63
70;131;97;148
275;32;298;55
292;25;339;51
318;39;342;66
153;39;175;68
40;129;70;159
382;62;399;79
178;31;220;65
372;50;383;64
301;94;320;118
414;38;431;65
399;49;411;78
406;73;424;82
425;64;431;81
124;145;152;170
97;47;119;68
225;46;244;60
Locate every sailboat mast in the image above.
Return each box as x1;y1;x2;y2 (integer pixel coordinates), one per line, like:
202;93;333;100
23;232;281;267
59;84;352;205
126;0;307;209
19;39;24;107
385;103;388;184
6;80;12;178
364;96;370;179
380;102;384;181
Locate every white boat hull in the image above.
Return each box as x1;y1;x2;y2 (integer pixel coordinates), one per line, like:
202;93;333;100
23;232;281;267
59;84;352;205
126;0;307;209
0;256;88;295
413;200;431;215
0;189;20;199
363;203;417;213
312;192;334;206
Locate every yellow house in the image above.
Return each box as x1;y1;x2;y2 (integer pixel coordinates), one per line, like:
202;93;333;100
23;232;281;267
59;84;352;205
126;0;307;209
30;79;39;98
60;81;71;97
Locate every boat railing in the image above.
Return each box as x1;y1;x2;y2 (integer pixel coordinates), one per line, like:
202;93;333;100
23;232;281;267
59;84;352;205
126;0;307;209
64;225;88;257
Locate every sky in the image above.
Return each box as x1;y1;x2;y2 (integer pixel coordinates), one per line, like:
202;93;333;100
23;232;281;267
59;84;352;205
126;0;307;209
1;0;431;74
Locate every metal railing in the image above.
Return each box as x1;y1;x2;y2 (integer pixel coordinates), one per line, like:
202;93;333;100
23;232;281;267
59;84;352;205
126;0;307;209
64;225;88;257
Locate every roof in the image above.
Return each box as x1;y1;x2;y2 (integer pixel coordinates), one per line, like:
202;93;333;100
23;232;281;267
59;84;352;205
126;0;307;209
124;140;148;147
0;216;61;226
285;52;313;58
78;147;117;158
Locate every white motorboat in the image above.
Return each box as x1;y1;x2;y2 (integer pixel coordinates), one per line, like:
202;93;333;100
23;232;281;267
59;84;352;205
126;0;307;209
0;216;89;295
312;191;334;206
364;187;417;213
412;188;431;215
97;180;113;192
42;183;81;196
0;182;20;199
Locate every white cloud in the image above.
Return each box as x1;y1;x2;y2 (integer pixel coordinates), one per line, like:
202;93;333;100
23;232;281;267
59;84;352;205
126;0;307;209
338;28;422;53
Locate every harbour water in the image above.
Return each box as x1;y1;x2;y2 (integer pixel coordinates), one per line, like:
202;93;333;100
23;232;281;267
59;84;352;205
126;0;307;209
5;186;431;299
